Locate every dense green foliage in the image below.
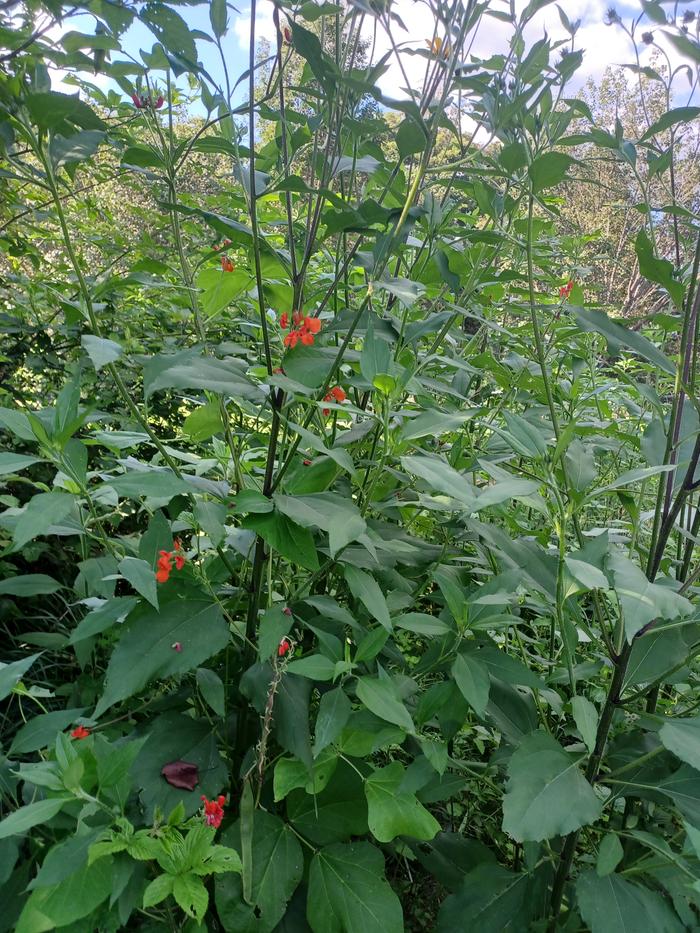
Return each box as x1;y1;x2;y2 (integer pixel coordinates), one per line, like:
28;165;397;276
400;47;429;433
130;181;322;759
2;0;700;930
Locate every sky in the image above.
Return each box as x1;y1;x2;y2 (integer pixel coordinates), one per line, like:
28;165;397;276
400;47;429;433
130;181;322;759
52;0;694;112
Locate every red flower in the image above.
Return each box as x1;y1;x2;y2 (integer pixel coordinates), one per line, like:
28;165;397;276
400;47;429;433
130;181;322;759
283;26;292;43
278;638;291;657
221;255;234;272
283;314;321;349
171;642;182;652
155;95;164;109
323;385;346;416
155;542;186;584
303;459;312;466
283;607;292;616
202;794;226;828
559;280;574;299
280;312;289;329
70;726;90;740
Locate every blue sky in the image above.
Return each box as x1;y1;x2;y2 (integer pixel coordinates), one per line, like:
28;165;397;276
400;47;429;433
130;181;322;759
55;0;688;113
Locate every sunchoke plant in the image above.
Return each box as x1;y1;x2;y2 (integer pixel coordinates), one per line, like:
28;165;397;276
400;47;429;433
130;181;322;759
2;0;700;929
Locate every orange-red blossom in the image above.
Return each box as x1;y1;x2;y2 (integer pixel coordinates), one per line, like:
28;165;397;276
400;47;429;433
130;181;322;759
280;311;321;348
323;386;346;416
156;539;186;584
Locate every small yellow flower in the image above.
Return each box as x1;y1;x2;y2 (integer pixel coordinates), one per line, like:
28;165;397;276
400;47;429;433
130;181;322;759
427;36;451;58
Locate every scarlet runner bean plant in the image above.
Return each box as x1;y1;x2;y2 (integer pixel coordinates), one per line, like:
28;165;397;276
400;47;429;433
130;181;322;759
2;0;700;930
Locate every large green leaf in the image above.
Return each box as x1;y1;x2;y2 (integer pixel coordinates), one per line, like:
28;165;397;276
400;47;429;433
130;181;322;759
365;762;440;842
635;229;683;306
94;597;229;716
0;453;44;476
287;760;368;845
0;653;41;702
437;863;529;933
16;855;113;929
573;308;675;375
10;708;86;754
355;676;414;733
344;566;391;631
12;492;76;550
577;870;683;933
0;797;71;839
307;842;403;933
452;653;490;717
242;511;319;571
608;552;692;641
131;711;227;819
215;810;303;933
400;454;476;508
502;731;602;842
0;574;61;596
143;350;262;401
659;716;700;770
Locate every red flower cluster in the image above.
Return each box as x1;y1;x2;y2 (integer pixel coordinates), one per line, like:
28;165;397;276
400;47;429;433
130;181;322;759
70;726;90;740
131;93;164;110
559;280;574;300
202;794;226;828
278;638;291;657
221;255;234;272
280;311;321;348
323;385;346;416
156;539;186;584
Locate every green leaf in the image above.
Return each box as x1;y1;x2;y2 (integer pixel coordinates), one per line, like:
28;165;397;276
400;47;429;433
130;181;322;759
0;574;61;596
18;855;113;929
94;597;229;716
132;711;227;819
143;873;174;908
365;762;440;842
344;566;391;631
608;552;692;641
307;842;403;933
13;492;75;550
10;708;86;754
241;510;319;571
571;695;598;754
118;556;158;609
140;2;197;63
437;863;529;933
660;716;700;770
452;654;490;718
400;454;476;508
25;91;105;132
0;653;41;701
640;107;700;142
287;760;368;845
314;687;352;757
173;873;208;922
28;827;104;889
577;870;684;933
183;401;223;442
287;655;337;681
502;731;602;842
355;676;414;733
393;613;451;636
528;151;574;191
396;117;428;159
144;350;261;401
95;736;146;789
209;0;228;37
105;469;192;500
196;667;226;717
215;810;303;932
635;229;683;306
502;411;547;457
0;453;44;476
81;334;122;370
360;317;392;386
573;307;675;375
596;834;624;877
50;129;105;167
0;797;71;839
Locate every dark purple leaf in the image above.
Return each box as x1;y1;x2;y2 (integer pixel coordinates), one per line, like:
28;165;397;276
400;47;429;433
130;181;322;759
161;759;199;790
